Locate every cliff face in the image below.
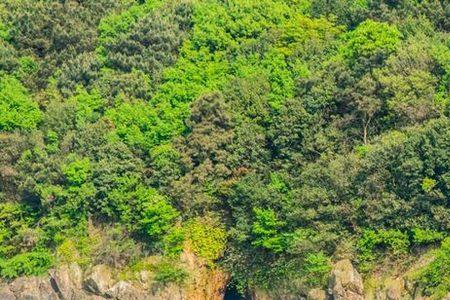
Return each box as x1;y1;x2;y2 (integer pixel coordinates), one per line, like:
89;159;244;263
0;250;229;300
1;257;447;300
257;258;447;300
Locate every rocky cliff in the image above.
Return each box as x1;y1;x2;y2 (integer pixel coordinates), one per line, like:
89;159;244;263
1;258;447;300
0;250;228;300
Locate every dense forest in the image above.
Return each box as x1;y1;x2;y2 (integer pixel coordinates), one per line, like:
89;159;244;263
0;0;449;298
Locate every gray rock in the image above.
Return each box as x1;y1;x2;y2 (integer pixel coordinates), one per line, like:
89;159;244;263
83;264;113;296
106;281;148;300
49;263;84;300
328;259;364;300
9;276;59;300
149;284;184;300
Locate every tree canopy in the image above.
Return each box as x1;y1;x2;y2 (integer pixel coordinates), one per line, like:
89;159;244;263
0;0;449;298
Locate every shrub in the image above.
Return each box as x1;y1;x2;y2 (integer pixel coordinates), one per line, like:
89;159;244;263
303;252;331;287
153;260;188;285
184;217;227;265
415;238;450;298
357;229;410;271
0;251;54;278
251;208;288;253
0;75;41;131
139;193;179;239
162;226;185;258
412;228;444;245
56;236;95;267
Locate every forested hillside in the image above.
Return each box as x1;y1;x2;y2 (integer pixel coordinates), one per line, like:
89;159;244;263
0;0;449;298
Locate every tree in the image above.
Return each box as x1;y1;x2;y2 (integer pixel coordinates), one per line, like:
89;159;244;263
0;75;41;131
169;92;234;213
341;19;401;72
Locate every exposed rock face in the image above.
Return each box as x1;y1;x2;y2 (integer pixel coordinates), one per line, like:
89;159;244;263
308;288;328;300
49;263;84;300
4;276;59;300
0;250;229;300
328;259;364;300
0;285;16;300
105;281;148;300
180;249;229;300
83;264;113;295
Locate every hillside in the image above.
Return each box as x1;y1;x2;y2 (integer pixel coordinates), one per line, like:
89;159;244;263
0;0;449;299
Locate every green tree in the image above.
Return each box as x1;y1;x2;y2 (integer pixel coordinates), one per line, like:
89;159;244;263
0;75;41;131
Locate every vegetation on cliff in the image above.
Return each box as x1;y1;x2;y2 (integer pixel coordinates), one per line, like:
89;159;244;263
0;0;449;298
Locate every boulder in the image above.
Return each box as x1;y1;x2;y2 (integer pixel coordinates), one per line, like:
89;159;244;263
106;281;148;300
9;276;59;300
150;283;184;300
49;263;84;300
83;264;113;295
307;288;327;300
0;285;16;300
328;259;364;300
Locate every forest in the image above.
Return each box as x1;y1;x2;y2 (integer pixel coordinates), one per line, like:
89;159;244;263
0;0;449;298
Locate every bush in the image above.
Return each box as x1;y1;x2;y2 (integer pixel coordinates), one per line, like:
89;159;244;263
251;208;288;253
0;251;54;278
140;195;179;239
412;228;444;245
56;236;96;267
357;229;410;270
184;217;227;265
153;260;188;285
415;238;450;298
303;252;331;287
0;75;41;131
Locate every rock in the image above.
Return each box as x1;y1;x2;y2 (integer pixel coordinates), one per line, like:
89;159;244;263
49;263;84;300
138;270;153;290
307;288;327;300
180;249;229;300
106;281;147;300
328;259;364;300
83;264;114;295
9;276;59;300
0;285;16;300
85;296;107;300
150;283;184;300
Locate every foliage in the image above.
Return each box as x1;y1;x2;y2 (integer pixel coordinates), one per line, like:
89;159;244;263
184;217;227;265
412;228;445;245
251;208;288;253
0;1;449;298
415;238;450;299
303;252;332;287
0;251;53;278
152;259;188;285
341;20;401;63
139;192;179;238
0;75;41;131
357;229;410;271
